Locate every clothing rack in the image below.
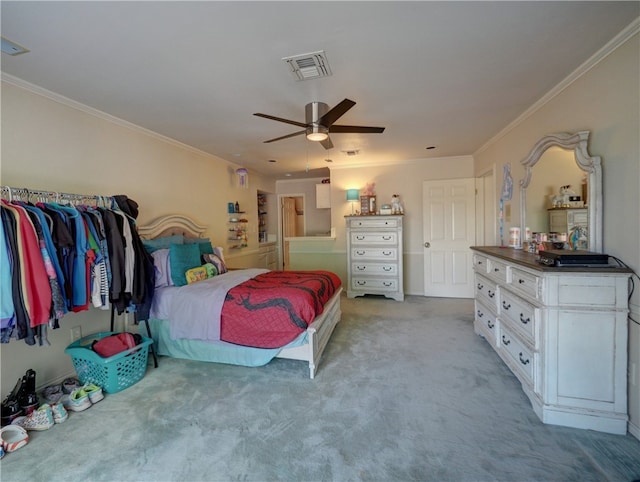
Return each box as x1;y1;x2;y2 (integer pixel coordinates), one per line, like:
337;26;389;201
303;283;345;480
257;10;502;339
0;185;113;207
1;185;158;368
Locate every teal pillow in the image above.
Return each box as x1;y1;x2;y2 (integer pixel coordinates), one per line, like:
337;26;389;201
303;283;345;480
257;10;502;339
169;243;201;287
143;235;184;253
198;241;214;256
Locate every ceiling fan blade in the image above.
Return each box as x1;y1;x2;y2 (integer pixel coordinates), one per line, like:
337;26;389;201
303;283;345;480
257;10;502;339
263;130;306;143
320;136;334;150
318;98;356;127
329;125;385;134
254;113;307;128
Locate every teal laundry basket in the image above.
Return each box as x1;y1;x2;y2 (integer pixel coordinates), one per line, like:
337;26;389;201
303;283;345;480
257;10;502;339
65;332;153;394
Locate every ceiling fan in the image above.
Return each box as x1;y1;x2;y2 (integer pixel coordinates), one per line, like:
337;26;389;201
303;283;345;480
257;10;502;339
253;98;385;150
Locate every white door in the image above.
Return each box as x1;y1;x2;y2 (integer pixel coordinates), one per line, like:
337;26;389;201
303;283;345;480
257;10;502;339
423;179;476;298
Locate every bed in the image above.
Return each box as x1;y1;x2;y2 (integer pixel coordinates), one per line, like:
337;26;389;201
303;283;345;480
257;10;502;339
137;214;342;379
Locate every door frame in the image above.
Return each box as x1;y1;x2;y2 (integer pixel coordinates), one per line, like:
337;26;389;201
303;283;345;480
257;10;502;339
277;193;306;270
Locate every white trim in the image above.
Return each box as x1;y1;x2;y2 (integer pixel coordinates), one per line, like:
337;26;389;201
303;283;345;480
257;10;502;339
329;155;473;171
629;420;640;441
475;17;640;156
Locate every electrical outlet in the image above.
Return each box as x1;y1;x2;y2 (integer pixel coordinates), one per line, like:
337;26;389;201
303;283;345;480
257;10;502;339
70;326;82;342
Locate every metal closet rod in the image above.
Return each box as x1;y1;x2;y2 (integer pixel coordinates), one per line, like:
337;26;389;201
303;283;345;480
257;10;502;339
0;185;114;207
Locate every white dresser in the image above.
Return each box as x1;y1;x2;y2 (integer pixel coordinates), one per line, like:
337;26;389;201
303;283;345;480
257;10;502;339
548;207;588;234
346;215;404;301
471;246;630;434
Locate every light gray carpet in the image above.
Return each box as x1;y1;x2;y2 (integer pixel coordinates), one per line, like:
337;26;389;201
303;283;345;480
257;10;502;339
2;295;639;482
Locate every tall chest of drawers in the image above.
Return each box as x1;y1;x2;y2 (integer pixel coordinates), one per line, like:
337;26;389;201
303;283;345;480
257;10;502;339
471;246;631;435
346;215;404;301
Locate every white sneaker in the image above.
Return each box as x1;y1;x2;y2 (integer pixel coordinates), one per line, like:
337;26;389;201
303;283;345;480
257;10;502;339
61;388;91;412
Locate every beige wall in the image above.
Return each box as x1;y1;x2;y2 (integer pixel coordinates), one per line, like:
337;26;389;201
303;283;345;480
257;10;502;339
325;157;475;294
474;32;640;436
0;81;275;395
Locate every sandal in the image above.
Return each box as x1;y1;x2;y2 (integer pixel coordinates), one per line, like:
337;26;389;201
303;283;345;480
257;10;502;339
0;424;29;453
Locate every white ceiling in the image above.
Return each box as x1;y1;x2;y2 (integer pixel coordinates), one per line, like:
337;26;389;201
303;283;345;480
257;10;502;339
2;1;638;179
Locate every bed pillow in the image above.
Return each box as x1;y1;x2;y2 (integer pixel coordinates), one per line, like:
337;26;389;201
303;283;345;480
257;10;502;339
142;235;184;253
182;237;214;256
202;252;228;274
169;243;202;287
185;263;218;284
213;246;225;262
151;248;173;288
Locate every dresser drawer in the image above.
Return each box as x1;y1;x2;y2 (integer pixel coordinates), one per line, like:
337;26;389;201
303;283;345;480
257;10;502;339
487;258;509;284
350;232;398;245
510;267;540;301
499;325;535;386
352;278;398;291
351;247;398;261
348;217;399;229
475;300;498;347
352;263;397;275
499;290;539;346
473;254;490;274
475;274;499;312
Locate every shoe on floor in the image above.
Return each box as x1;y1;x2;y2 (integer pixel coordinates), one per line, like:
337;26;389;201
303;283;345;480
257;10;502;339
0;424;29;452
82;384;104;404
41;384;64;404
62;377;81;394
62;388;91;412
50;401;68;423
11;404;54;431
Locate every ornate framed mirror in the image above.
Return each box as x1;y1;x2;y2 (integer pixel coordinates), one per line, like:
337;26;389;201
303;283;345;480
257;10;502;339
519;131;602;252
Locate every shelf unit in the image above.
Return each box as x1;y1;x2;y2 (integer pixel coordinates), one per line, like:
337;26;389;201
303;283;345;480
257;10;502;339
227;211;248;250
257;192;267;243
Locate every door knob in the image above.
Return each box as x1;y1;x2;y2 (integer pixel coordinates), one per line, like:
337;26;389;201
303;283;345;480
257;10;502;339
424;242;431;248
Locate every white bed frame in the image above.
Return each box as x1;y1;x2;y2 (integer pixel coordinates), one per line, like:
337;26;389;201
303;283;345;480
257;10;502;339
138;214;342;379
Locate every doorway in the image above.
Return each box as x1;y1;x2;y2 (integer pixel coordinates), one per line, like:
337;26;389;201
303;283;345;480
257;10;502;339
278;194;305;270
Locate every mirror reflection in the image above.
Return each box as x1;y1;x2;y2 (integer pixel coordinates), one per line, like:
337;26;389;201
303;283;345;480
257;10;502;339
525;146;587;248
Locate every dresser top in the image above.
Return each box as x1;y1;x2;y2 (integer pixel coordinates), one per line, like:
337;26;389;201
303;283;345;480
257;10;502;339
470;246;632;273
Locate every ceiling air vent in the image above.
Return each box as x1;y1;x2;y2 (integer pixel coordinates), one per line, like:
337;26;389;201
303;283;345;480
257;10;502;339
282;50;332;81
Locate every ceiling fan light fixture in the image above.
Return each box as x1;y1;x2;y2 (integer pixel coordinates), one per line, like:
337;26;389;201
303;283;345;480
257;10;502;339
306;125;329;142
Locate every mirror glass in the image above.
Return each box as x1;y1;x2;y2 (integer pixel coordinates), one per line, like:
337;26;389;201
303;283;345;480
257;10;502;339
525;147;585;235
519;131;602;252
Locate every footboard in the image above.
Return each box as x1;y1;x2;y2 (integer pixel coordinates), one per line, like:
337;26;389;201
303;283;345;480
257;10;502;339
276;287;342;378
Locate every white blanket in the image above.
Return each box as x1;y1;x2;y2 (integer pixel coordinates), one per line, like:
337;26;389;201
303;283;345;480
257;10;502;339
161;269;269;342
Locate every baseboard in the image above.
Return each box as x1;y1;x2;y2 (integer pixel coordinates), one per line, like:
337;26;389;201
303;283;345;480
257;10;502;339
629;419;640;441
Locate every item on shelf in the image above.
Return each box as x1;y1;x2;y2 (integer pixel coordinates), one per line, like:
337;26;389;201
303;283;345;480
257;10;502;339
234;201;240;213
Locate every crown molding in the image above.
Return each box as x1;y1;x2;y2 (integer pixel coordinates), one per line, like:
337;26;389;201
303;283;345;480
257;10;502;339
1;72;237;164
474;16;640;157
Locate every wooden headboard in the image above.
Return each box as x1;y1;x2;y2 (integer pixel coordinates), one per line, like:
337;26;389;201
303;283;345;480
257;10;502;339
137;214;207;240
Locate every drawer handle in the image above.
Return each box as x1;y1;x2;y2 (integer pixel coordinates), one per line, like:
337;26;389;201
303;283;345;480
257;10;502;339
478;261;483;265
477;310;484;318
519;313;530;325
488;290;495;298
487;320;494;329
502;335;510;346
383;282;393;287
356;266;367;271
356;250;365;255
382;236;392;241
477;283;484;290
502;301;511;310
518;279;525;284
356;235;365;240
383;251;392;256
494;267;500;272
519;353;530;365
383;266;392;272
356;281;367;286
